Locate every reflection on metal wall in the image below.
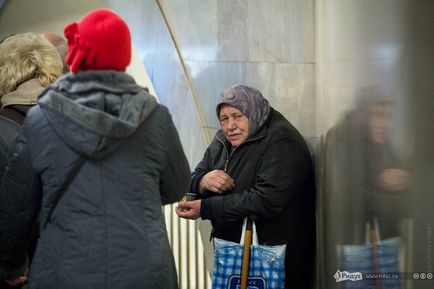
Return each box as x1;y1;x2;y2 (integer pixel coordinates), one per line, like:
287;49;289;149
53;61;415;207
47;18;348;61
317;1;434;288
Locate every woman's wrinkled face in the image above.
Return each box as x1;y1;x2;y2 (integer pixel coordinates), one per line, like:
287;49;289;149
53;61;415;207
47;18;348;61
219;104;249;147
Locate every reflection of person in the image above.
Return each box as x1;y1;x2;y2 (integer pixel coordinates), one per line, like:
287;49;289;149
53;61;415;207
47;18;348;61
323;88;412;289
176;84;316;289
0;9;190;289
326;88;411;247
0;32;64;289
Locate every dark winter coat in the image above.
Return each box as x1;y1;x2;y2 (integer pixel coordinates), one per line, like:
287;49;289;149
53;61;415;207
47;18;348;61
0;116;20;178
0;71;190;289
0;79;42;288
192;108;316;289
0;78;40;182
0;105;32;180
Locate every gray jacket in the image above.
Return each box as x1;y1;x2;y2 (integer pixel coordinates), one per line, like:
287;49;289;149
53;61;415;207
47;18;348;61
0;71;190;289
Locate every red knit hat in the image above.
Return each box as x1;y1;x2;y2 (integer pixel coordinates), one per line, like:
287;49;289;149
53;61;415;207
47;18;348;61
64;8;131;72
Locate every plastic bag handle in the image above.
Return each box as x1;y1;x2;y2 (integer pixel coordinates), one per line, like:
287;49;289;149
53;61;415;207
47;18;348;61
240;217;258;245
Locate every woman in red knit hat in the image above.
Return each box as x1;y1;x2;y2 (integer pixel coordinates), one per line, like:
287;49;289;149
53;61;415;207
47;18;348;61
0;8;189;289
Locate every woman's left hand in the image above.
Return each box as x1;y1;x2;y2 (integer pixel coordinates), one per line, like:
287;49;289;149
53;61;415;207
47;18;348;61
176;200;201;220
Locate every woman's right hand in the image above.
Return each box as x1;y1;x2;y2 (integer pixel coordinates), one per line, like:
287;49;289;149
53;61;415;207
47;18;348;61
199;169;235;194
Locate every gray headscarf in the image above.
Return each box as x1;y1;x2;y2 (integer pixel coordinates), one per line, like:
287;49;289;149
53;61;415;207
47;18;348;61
216;84;270;137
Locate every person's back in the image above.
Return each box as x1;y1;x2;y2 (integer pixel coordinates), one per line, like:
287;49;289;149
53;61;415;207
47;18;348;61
25;72;188;288
0;9;190;289
0;32;64;177
0;32;64;288
0;32;63;117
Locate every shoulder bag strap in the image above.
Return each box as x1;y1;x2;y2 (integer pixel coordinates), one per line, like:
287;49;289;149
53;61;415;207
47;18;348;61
43;156;87;229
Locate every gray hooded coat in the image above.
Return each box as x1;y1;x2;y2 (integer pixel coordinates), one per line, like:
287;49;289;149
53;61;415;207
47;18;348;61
0;71;190;289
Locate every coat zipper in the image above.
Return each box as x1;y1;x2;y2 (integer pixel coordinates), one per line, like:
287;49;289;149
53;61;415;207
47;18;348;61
211;133;264;242
216;134;264;173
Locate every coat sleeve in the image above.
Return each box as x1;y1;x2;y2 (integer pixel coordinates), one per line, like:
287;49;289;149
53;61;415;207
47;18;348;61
159;107;191;205
0;124;41;278
203;132;311;223
190;145;213;196
191;134;228;197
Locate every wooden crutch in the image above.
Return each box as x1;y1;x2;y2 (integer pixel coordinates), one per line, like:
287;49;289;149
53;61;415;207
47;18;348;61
240;218;253;289
369;221;382;289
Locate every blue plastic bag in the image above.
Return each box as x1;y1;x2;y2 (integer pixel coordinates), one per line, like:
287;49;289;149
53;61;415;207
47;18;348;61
212;220;286;289
342;237;402;289
339;221;402;289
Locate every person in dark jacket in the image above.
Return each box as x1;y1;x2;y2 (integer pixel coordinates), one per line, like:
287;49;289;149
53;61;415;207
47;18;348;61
0;32;64;289
176;84;316;289
0;8;190;289
0;32;64;176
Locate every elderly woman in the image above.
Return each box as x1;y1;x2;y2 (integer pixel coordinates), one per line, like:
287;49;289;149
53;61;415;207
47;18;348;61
177;84;316;289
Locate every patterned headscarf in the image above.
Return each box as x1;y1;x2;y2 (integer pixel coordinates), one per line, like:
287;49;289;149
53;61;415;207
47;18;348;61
216;84;270;137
